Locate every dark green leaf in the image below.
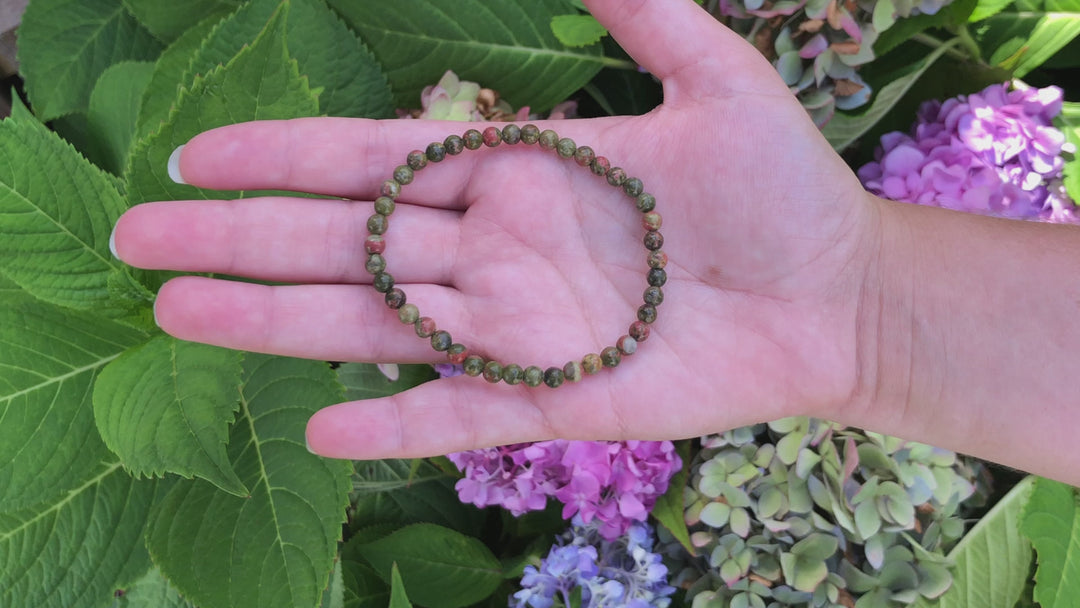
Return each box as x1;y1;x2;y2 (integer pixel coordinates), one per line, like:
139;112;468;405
874;0;977;57
342;538;391;608
326;0;607;111
146;354;352;608
121;0;240;42
338;362;436;400
972;10;1080;78
389;563;414;608
651;439;694;555
550;14;607;47
87;61;156;174
1021;477;1080;607
351;459;486;537
355;523;503;608
17;0;163;120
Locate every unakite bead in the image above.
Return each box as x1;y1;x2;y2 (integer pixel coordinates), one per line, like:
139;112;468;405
648;268;667;287
463;355;485;376
606;167;627;186
374;196;395;216
629;321;650;342
431;330;452;352
447;343;468;364
426;142;446;162
365;253;386;274
407;150;427;170
367;214;387;235
501;124;521;144
502;363;524;385
463;129;483;150
444;134;465;155
582;354;602;374
381;180;401;199
644;286;664;306
373;272;394;293
415;317;436;338
393;165;414;185
647;250;667;269
385;288;406;309
483;360;503;382
642;212;662;231
364;235;385;254
623;177;644;197
544;367;565;388
574;146;595;167
644;231;664;251
563;360;583;382
520;124;540;144
617;335;637;356
637;304;657;323
636;193;656;212
523;366;544;387
590;156;610;176
538;129;559;150
482;127;502;147
556;137;576;159
398;303;419;324
601;347;621;367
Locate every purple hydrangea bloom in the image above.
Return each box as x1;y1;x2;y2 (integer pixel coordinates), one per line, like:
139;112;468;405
858;83;1076;222
512;519;675;608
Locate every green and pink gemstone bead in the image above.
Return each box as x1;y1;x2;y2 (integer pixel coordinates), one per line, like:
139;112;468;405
362;124;667;387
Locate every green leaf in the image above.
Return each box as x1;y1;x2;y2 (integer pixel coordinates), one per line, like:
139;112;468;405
1020;477;1080;607
118;566;197;608
93;335;246;495
874;0;977;57
320;559;346;608
87;61;156;175
341;541;391;608
0;296;146;512
0;462;157;608
389;563;414;608
822;39;957;151
338;362;436;400
652;439;694;554
135;12;230;143
0;115;141;315
550;14;607;47
355;523;503;608
970;0;1017;21
973;11;1080;77
146;354;352;608
121;0;241;42
125;2;322;206
327;0;606;111
1058;102;1080;205
16;0;163;121
911;475;1035;608
351;459;486;537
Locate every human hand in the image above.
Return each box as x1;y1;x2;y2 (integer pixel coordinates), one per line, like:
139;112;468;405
111;0;881;459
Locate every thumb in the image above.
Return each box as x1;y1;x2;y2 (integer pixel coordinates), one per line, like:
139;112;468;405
583;0;789;104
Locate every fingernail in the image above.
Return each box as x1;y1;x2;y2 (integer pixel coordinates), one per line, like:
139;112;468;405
152;298;161;327
108;225;119;259
305;435;319;455
167;145;187;184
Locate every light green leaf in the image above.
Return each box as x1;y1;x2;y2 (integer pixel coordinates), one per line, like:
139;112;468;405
1020;477;1080;607
118;566;197;608
0;115;144;315
16;0;163;121
0;295;146;512
652;439;694;554
911;475;1035;608
822;39;956;151
121;0;241;42
320;560;346;608
550;14;608;47
1058;102;1080;205
873;0;976;57
338;362;436;401
87;61;156;175
974;11;1080;77
327;0;607;112
355;523;503;608
125;2;322;206
389;563;414;608
146;354;352;608
970;0;1016;21
93;335;245;495
0;462;157;608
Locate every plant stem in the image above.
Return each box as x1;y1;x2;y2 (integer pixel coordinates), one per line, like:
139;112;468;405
911;32;975;63
599;56;640;70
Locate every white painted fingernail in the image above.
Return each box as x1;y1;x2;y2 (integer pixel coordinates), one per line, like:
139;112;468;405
167;145;187;184
108;225;119;258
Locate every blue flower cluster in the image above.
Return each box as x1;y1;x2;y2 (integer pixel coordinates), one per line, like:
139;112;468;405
512;518;675;608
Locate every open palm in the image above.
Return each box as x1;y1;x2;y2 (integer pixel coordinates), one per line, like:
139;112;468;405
113;0;880;459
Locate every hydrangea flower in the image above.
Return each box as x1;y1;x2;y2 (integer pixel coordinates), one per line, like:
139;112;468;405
512;519;676;608
858;83;1077;222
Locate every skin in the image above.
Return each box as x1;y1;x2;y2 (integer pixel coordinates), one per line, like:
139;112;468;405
112;0;1080;485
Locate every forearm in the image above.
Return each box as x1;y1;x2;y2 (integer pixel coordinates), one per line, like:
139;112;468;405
846;194;1080;484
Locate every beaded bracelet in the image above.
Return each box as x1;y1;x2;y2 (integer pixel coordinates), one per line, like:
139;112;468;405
364;123;666;388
